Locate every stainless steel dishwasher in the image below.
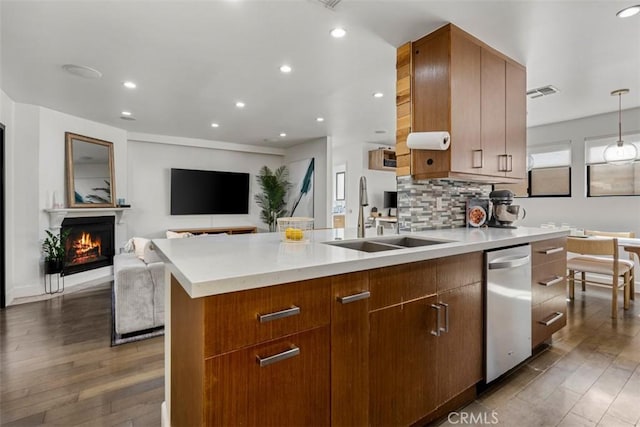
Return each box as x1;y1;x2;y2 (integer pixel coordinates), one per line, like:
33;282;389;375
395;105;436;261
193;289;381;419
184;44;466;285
485;244;532;383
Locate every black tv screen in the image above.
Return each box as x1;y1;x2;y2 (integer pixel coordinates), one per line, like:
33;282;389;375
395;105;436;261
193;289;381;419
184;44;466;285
170;168;250;215
384;191;397;208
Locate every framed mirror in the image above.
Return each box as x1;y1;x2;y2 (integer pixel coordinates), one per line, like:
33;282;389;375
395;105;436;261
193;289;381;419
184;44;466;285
65;132;116;208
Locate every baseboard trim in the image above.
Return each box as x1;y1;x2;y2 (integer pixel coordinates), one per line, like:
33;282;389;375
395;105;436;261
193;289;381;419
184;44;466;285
9;276;112;305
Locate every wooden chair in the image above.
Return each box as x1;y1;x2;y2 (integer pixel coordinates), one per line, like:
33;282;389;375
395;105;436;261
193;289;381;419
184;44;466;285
585;230;636;300
567;237;633;318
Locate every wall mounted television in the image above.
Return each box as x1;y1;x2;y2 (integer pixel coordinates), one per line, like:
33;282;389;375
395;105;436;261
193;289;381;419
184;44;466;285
170;168;250;215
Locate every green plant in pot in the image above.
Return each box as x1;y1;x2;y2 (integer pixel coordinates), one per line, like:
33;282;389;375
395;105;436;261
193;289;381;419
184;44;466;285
42;229;70;274
255;165;291;232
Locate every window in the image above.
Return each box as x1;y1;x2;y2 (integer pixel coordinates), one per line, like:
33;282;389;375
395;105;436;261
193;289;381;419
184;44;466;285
335;171;345;201
586;133;640;197
494;141;572;197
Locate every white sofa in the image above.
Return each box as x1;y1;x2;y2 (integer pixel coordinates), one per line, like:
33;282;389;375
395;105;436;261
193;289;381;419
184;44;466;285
113;249;164;335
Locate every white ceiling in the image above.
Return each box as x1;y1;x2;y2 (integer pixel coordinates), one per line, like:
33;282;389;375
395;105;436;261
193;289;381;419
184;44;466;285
1;0;639;149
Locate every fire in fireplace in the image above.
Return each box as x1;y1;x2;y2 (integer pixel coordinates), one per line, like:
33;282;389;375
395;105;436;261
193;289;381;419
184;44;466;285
61;216;115;275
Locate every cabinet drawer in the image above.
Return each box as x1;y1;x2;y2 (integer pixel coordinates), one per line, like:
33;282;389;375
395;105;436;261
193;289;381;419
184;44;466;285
204;326;330;427
204;277;331;357
531;238;567;266
532;259;567;305
532;296;567;349
436;252;483;293
369;260;436;310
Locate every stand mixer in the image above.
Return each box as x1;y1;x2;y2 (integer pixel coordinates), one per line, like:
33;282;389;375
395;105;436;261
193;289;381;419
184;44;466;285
487;190;526;228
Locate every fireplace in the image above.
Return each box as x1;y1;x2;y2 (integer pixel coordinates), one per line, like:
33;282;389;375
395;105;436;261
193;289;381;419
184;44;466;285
61;216;115;275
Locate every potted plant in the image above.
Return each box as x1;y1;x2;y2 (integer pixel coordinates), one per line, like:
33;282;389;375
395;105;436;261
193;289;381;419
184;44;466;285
42;229;70;274
255;165;291;232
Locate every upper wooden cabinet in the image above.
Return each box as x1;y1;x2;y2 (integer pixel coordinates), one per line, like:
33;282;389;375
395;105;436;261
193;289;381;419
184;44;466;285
396;23;527;183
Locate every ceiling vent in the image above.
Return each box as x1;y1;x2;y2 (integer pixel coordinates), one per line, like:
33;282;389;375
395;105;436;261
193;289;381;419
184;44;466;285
526;85;560;99
314;0;342;9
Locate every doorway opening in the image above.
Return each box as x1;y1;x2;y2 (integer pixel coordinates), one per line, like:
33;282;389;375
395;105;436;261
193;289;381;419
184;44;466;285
1;122;5;309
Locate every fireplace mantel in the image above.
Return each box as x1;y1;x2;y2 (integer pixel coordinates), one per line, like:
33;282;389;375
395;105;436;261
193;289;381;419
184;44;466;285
44;208;130;230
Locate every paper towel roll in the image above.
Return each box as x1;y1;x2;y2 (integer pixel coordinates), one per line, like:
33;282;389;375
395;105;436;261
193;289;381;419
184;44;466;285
406;131;450;150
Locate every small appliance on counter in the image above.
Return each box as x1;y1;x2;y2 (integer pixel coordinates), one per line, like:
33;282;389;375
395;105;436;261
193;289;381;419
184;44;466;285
487;190;526;229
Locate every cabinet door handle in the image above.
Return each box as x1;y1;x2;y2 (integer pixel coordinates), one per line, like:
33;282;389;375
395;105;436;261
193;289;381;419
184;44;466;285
256;346;300;367
539;311;564;326
472;149;483;168
337;291;371;304
538;247;563;255
430;304;442;336
439;302;449;333
539;276;564;287
258;306;301;323
498;154;509;172
507;155;513;172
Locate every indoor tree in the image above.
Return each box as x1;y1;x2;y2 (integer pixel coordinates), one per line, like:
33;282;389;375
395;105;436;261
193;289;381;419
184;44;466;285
255;165;291;231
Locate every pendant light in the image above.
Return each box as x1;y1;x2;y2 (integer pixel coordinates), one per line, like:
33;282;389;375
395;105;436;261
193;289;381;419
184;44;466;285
603;89;638;165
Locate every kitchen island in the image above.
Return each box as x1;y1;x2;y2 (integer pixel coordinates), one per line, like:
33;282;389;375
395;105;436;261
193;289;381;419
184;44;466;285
154;227;568;427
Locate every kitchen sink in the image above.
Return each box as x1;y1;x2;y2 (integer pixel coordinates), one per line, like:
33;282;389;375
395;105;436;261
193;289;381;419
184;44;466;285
370;236;452;248
324;240;402;253
324;236;454;253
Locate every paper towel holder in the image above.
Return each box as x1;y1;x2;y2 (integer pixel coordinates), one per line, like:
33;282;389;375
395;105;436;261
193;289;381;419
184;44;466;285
406;131;451;150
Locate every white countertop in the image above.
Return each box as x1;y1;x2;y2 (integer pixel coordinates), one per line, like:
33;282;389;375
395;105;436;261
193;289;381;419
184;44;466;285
153;227;568;298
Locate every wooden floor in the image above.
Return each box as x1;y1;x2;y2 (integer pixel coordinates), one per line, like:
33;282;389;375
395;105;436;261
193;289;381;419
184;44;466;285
0;284;638;426
440;287;640;427
0;284;164;426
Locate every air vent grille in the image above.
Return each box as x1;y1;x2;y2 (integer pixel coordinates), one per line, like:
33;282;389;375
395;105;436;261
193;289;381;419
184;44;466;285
314;0;342;9
527;85;560;99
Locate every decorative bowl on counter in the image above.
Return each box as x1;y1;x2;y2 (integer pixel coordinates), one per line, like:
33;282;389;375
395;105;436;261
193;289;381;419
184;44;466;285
277;217;314;242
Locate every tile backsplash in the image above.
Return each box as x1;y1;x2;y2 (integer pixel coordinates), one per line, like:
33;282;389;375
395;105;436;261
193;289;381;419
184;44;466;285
397;176;491;232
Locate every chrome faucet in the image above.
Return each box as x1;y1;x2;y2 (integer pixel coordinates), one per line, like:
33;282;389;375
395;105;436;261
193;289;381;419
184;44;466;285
357;176;368;238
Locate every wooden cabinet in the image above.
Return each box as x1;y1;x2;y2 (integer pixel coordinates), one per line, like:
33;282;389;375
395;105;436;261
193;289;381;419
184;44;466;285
531;238;568;349
369;253;483;426
396;23;526;183
368;148;396;171
331;272;370;426
171;253;483;426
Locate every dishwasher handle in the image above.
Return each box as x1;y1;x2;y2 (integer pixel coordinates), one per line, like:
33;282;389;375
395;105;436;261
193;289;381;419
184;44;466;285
488;255;531;270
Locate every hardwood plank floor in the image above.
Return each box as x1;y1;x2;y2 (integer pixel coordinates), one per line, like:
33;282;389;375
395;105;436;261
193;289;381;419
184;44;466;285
0;284;164;426
439;287;640;427
1;282;637;426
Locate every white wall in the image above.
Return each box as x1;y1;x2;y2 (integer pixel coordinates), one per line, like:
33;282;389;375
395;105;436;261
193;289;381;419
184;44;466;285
332;139;397;228
2;98;129;302
519;107;640;237
126;138;283;239
284;137;330;228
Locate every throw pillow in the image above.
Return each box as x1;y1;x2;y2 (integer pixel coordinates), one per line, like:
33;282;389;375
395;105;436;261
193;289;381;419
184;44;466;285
166;230;194;239
143;241;162;264
132;237;150;259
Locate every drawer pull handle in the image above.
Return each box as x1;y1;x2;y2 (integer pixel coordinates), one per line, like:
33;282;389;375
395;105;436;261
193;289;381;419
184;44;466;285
538;247;563;255
257;346;300;367
258;306;301;323
439;302;449;333
431;304;442;336
337;291;371;304
539;311;564;326
539;276;564;287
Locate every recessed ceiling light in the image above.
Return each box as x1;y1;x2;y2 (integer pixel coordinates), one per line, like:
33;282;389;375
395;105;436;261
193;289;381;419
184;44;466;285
617;4;640;17
330;27;346;38
62;64;102;79
211;123;220;128
280;65;292;73
121;111;132;116
280;133;287;137
316;117;325;122
373;92;384;98
236;101;245;108
123;81;137;89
